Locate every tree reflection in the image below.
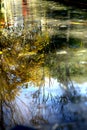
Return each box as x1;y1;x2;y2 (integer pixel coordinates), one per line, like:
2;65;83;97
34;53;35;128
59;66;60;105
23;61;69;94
0;27;50;129
0;30;87;130
0;4;87;129
0;31;49;95
0;29;49;97
0;1;87;129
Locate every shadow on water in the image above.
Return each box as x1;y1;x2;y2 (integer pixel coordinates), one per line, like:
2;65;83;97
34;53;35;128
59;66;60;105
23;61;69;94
47;0;87;9
0;0;87;130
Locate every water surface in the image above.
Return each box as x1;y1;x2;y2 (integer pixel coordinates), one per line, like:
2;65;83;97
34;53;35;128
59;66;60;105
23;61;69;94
0;0;87;130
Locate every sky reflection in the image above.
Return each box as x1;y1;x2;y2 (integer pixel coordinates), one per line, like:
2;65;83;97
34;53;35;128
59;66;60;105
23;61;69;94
7;77;86;127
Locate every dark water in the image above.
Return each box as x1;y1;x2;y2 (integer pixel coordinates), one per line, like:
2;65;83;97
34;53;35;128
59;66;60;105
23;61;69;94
0;0;87;130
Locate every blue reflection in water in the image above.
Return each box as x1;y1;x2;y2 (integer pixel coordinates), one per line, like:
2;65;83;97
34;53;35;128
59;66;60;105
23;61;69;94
3;77;87;129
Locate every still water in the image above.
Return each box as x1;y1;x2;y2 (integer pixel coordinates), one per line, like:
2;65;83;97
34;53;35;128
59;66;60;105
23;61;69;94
0;0;87;130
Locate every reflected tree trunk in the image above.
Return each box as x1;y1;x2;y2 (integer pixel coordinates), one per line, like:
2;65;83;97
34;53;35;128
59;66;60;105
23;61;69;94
0;99;5;130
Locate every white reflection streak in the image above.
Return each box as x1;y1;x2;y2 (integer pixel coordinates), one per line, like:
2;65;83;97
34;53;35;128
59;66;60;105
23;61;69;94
3;0;7;25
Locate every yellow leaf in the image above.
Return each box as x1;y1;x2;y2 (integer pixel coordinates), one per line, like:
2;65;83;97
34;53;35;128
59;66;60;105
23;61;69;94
0;51;3;55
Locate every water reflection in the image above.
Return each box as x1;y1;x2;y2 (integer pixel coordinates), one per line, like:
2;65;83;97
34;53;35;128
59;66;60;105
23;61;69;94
2;77;87;129
0;44;87;129
1;0;87;43
0;0;87;130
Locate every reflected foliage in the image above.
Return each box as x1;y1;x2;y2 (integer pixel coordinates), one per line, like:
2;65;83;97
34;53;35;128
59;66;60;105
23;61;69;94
45;50;87;86
0;29;50;129
0;29;50;101
0;24;87;101
0;0;87;129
